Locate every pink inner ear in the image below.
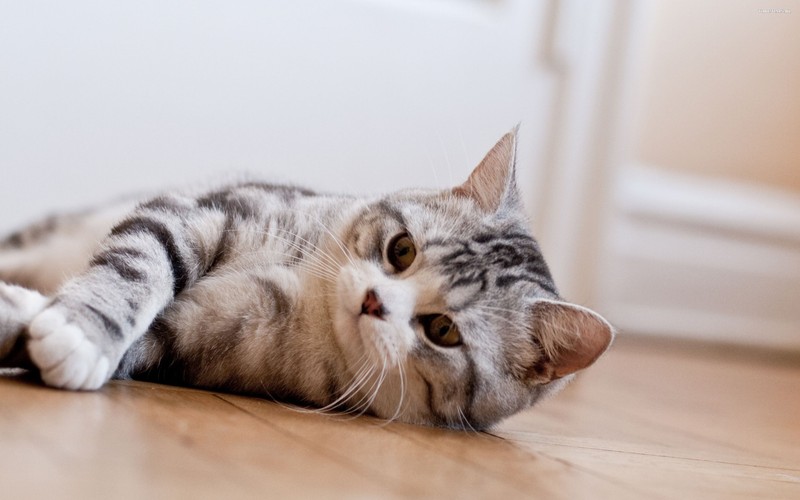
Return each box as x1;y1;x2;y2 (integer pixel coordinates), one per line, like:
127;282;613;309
452;128;518;213
532;300;614;379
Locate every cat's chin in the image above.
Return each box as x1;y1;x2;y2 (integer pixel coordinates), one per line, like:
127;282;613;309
357;315;415;368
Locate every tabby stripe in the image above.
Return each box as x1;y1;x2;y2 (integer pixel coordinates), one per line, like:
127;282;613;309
90;247;147;282
524;258;550;276
207;215;236;270
496;273;540;288
110;217;189;295
451;270;487;291
237;181;315;198
198;191;260;220
472;232;534;245
376;200;406;229
84;304;123;340
441;246;476;264
148;316;176;347
538;278;558;295
139;196;192;214
2;231;24;248
135;317;191;385
256;277;292;317
497;274;557;294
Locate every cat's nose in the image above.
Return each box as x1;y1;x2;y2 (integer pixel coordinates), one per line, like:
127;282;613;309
361;289;386;319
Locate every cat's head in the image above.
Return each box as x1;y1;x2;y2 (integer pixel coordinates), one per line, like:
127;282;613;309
330;129;614;429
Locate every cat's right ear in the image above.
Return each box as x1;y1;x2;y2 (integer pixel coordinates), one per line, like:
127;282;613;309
453;126;521;213
525;299;614;383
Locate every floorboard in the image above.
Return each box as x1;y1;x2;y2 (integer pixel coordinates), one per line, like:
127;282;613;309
2;339;798;499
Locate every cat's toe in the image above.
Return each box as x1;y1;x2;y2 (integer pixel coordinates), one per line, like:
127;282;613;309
44;340;102;390
84;356;111;390
28;309;80;368
28;309;111;390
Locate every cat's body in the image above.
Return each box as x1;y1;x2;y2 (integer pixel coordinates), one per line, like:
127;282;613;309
0;130;613;429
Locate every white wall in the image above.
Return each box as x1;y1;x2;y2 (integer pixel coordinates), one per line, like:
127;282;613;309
0;0;555;233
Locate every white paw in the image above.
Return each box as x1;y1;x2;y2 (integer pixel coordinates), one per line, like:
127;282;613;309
0;282;49;320
28;308;111;390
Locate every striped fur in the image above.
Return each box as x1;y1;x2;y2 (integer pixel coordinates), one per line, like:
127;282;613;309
0;130;614;429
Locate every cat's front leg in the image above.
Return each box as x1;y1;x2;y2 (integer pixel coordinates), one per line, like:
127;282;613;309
0;282;49;364
26;195;227;390
25;241;177;390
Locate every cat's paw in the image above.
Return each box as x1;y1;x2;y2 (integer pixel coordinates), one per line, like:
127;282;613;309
27;308;111;390
0;282;49;358
0;283;49;319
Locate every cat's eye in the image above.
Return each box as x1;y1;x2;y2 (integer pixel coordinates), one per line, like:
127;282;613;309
419;314;461;347
387;233;417;272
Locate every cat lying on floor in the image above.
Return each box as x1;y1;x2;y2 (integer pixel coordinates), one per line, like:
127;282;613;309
0;129;613;429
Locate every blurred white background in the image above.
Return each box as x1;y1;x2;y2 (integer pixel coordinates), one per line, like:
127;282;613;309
2;0;798;353
0;0;554;228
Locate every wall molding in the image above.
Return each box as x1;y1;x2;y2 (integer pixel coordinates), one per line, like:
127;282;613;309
617;167;800;245
598;165;800;352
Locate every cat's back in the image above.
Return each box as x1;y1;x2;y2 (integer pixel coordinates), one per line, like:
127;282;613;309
0;179;357;294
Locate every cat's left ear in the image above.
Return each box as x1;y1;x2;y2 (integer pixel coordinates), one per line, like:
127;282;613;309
453;126;521;213
526;299;614;383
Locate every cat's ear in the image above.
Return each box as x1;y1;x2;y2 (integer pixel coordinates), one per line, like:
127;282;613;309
453;126;521;213
526;299;614;383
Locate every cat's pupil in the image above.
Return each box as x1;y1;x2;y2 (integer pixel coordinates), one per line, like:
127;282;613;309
387;233;416;272
420;314;461;347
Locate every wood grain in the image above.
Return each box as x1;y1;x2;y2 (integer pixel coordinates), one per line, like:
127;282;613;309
2;339;799;499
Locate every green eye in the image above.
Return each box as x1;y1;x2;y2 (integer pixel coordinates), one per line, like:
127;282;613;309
420;314;461;347
387;233;417;272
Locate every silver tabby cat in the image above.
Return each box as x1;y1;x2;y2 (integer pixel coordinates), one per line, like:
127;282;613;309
0;130;613;429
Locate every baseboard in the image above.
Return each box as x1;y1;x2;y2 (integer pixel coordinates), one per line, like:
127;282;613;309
598;165;800;352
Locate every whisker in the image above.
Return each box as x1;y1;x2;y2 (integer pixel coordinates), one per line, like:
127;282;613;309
344;356;387;420
359;356;388;419
318;356;373;412
268;227;343;270
245;229;343;276
457;407;480;434
278;207;357;268
382;360;406;426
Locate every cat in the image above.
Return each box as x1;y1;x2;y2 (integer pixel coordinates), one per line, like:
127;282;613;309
0;129;613;429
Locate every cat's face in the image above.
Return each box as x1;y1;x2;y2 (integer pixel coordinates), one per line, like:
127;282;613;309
330;130;613;429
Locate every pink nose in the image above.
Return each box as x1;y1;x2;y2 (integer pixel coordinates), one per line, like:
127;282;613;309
361;289;385;319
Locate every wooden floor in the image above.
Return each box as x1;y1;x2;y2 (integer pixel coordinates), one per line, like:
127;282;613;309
2;339;799;499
